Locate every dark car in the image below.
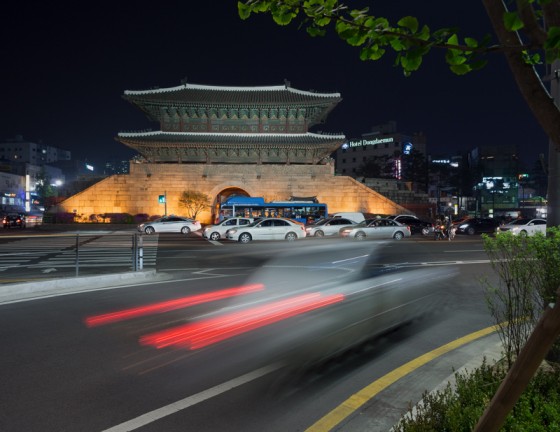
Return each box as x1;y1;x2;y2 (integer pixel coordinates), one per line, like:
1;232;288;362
455;217;499;235
2;213;26;229
387;214;433;236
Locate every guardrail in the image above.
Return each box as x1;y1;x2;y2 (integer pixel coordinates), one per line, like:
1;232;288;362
0;232;147;284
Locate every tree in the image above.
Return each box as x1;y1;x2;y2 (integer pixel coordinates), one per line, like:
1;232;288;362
178;190;210;219
238;2;560;430
238;0;560;224
34;169;57;205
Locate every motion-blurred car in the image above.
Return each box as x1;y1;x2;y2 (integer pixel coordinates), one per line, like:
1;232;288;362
305;217;358;237
226;217;305;243
2;213;26;229
455;217;499;235
203;217;255;241
387;214;433;236
496;218;547;236
137;215;201;234
339;218;411;240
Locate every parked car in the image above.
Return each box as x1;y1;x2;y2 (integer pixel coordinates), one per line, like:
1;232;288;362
496;218;547;236
332;212;366;223
203;217;254;241
339;218;411;240
225;217;306;243
305;217;358;237
387;214;433;236
2;213;26;229
455;217;500;235
137;215;202;234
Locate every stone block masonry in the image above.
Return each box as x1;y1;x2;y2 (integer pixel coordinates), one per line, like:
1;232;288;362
52;163;410;224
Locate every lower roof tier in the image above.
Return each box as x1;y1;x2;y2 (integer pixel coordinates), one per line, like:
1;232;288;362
117;131;346;164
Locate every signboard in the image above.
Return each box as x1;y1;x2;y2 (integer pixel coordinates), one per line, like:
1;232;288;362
158;195;166;204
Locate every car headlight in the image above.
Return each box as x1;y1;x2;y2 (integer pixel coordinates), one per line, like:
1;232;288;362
459;223;468;229
228;229;238;234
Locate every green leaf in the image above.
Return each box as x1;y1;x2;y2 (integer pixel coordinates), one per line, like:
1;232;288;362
238;2;252;20
360;45;385;61
307;26;326;37
450;63;472;75
272;6;297;25
390;37;407;52
545;26;560;50
397;16;419;33
464;37;478;48
401;51;423;71
446;50;467;65
504;11;524;31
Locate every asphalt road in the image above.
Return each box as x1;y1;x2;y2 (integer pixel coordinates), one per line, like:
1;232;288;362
0;232;500;431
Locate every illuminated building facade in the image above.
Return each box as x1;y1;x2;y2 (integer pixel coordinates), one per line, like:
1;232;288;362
53;82;410;222
334;121;427;179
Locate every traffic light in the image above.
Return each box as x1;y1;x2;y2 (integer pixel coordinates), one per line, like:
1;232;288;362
158;195;166;203
518;173;529;180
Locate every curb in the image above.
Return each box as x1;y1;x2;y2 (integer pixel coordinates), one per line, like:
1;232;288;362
0;270;160;304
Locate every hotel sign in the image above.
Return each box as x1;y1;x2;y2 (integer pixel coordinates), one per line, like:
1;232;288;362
346;137;394;147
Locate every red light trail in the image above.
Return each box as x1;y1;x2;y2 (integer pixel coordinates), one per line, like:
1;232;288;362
84;283;265;327
140;292;345;350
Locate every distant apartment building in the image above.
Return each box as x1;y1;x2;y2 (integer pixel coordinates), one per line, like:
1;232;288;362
0;135;71;165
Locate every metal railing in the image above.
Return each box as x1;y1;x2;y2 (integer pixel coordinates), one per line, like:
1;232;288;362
0;232;148;284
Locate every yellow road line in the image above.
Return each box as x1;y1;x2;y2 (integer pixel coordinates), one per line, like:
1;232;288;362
305;325;499;431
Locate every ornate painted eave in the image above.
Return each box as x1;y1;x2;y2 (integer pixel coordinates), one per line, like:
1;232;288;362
116;131;345;164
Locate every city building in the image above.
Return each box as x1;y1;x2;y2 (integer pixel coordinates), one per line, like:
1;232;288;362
471;145;522;218
334;121;427;178
0;135;71;165
0;136;71;213
51;81;410;223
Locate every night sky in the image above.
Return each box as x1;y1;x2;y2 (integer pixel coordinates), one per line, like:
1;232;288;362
1;1;549;169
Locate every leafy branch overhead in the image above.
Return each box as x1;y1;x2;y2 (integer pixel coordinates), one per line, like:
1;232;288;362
238;0;560;76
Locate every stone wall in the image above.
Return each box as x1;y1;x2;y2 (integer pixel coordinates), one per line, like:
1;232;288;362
52;162;411;224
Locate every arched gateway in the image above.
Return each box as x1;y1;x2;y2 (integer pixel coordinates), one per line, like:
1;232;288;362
53;81;408;223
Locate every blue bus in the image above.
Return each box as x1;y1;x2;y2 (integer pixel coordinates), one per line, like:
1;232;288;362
219;196;328;225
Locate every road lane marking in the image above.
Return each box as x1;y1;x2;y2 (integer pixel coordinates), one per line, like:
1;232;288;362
305;325;499;432
101;363;283;432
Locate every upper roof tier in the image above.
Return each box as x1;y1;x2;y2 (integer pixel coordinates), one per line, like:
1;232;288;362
122;82;343;128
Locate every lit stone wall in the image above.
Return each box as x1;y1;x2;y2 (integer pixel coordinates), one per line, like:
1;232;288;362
53;162;410;223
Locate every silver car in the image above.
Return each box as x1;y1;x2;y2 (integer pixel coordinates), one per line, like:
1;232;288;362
226;217;306;243
339;218;411;240
203;217;254;241
137;215;202;235
305;217;358;237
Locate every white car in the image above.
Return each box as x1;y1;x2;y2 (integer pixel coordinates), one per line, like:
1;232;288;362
137;215;202;235
496;218;547;236
203;217;254;241
305;217;358;237
226;217;306;243
339;218;411;240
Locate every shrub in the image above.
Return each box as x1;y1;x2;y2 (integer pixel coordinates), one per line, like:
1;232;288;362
394;360;560;431
134;213;149;223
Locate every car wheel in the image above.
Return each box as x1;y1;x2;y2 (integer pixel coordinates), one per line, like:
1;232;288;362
181;226;191;234
519;230;528;237
239;233;252;243
144;226;155;235
421;227;430;236
285;232;297;241
393;231;404;240
209;232;220;241
467;227;476;235
355;231;366;241
314;230;324;237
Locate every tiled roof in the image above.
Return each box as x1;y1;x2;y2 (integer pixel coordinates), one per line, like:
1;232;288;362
122;83;342;106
